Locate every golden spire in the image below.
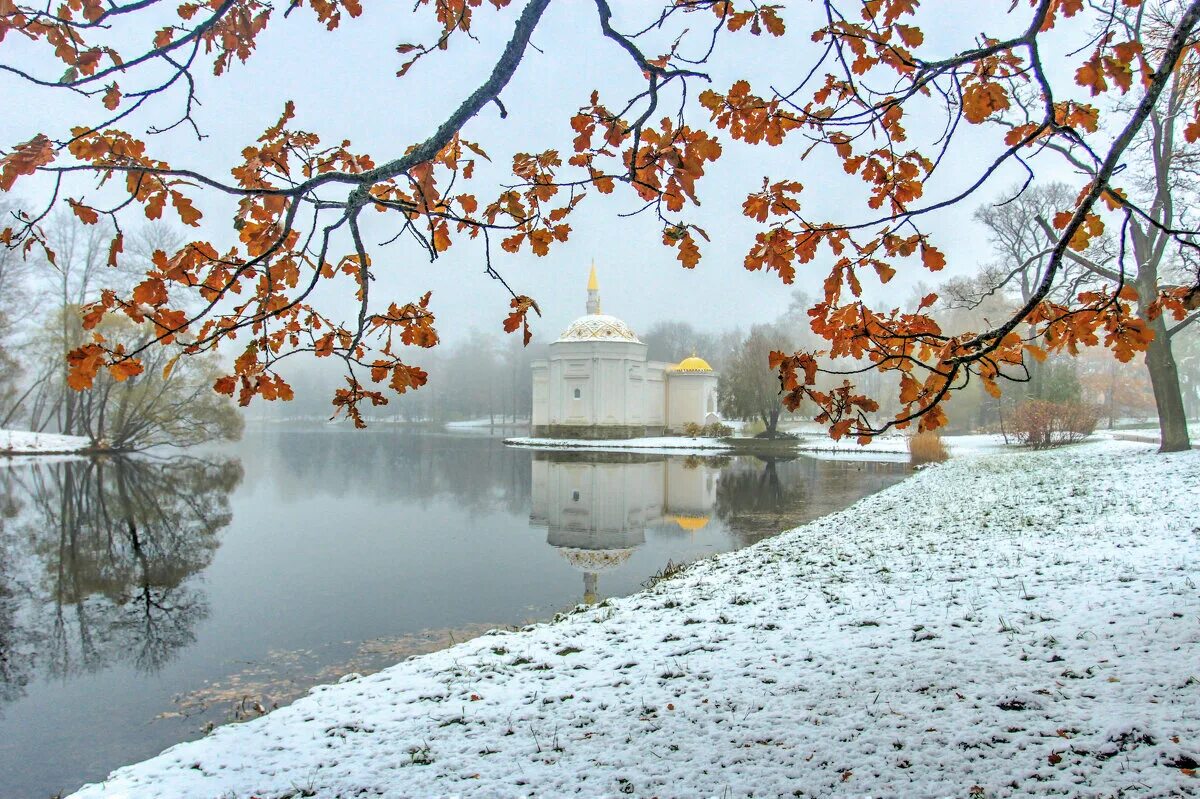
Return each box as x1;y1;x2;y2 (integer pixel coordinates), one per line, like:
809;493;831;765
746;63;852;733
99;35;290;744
586;261;601;314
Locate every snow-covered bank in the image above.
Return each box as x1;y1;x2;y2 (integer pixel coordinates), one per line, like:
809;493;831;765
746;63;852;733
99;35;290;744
793;432;1015;459
0;429;91;455
504;432;1014;460
72;440;1199;798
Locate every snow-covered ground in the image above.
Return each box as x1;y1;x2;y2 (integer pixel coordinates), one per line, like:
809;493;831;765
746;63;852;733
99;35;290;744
505;435;735;453
71;439;1199;798
0;429;91;454
1100;422;1200;449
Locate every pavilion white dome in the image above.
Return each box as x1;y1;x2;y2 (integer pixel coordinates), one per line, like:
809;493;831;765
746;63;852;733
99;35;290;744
556;314;641;343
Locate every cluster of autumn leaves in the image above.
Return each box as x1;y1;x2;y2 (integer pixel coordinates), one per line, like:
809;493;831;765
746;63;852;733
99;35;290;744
0;0;1196;433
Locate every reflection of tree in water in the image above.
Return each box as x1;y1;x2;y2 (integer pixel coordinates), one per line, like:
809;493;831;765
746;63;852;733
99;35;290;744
0;456;242;707
0;482;28;706
714;456;910;545
714;458;810;545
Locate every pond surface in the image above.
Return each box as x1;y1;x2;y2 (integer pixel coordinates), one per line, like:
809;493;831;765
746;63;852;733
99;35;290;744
0;429;909;798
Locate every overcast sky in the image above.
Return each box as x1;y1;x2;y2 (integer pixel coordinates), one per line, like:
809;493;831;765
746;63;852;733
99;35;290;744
0;0;1102;347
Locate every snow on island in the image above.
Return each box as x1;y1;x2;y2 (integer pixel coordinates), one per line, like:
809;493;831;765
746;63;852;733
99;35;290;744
504;435;734;453
0;429;92;455
503;432;1016;459
71;439;1199;798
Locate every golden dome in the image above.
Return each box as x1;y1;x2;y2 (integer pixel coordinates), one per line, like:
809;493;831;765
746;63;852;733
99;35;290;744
671;356;713;373
669;514;710;532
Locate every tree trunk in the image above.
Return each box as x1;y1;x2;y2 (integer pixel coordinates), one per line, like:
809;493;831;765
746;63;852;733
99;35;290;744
764;407;780;438
1027;350;1044;401
1143;315;1191;452
1106;360;1117;430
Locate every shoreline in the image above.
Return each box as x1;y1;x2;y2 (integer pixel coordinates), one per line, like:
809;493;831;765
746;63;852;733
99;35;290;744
505;432;1028;461
0;429;96;457
0;446;128;457
71;438;1200;798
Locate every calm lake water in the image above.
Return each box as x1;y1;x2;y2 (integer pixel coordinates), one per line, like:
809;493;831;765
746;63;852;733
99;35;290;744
0;429;909;798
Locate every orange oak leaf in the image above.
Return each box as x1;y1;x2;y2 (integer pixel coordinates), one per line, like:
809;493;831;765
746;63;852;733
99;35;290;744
108;358;145;382
920;243;946;271
68;199;100;225
0;134;56;191
962;82;1009;123
66;345;107;391
107;232;123;267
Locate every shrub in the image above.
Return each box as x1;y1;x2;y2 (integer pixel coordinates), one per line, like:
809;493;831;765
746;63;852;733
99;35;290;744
701;422;733;437
1009;400;1100;448
908;430;949;464
681;422;704;437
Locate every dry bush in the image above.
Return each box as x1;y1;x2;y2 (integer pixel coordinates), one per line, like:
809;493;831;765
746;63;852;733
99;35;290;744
908;430;950;464
702;421;733;437
681;421;704;437
1010;400;1100;448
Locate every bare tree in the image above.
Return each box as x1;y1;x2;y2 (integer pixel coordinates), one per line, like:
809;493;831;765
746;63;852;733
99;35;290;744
998;2;1200;451
719;324;795;438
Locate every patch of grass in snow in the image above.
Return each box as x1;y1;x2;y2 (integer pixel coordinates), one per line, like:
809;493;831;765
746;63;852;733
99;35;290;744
405;744;434;766
643;558;694;588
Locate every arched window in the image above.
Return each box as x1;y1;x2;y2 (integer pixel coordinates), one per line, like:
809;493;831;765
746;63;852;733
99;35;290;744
573;387;582;400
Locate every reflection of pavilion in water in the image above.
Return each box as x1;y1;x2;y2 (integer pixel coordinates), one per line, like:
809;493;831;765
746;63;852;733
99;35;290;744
530;454;719;603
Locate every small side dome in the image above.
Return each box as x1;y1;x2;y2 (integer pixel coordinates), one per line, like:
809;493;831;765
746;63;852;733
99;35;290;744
671;355;713;373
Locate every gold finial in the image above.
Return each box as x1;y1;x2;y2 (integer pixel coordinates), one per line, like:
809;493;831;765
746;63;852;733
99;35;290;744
586;261;601;314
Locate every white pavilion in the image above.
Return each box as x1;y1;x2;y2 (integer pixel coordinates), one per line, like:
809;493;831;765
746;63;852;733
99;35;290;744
530;266;720;439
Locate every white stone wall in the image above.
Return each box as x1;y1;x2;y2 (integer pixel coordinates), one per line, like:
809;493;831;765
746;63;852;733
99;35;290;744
530;337;722;435
644;362;668;426
536;339;662;428
665;372;720;430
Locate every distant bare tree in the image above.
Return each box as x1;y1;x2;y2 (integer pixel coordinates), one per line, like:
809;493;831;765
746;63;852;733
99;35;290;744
719;325;795;438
